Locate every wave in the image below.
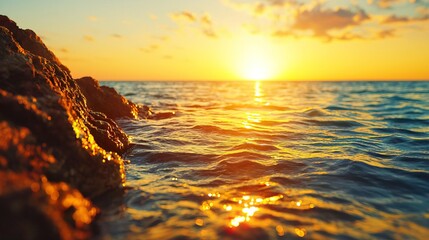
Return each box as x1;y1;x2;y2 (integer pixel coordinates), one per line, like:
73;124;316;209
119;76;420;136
230;143;279;151
223;103;290;111
132;151;218;164
303;119;364;128
191;125;245;136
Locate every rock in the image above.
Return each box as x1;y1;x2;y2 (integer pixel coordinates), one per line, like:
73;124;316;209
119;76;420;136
0;15;134;239
0;90;126;195
0;172;97;240
0;15;69;73
86;110;130;153
0;23;127;194
75;76;153;120
75;76;139;119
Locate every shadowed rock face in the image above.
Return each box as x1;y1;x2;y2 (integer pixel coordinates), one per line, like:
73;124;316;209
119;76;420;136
76;76;139;119
0;15;136;239
76;76;154;120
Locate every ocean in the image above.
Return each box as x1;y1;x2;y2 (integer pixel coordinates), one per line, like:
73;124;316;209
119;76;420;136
96;81;429;239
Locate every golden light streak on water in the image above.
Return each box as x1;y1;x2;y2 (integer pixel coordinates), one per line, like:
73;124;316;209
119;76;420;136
227;194;284;228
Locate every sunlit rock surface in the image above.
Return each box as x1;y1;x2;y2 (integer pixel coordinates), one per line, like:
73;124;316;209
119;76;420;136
0;172;97;240
0;15;133;239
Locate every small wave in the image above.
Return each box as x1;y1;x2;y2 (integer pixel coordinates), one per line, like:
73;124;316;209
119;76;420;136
269;176;301;187
387;95;423;103
304;119;364;128
230;143;279;151
365;151;396;160
223;103;289;111
306;206;363;222
192;179;229;187
257;120;285;126
134;151;218;164
303;108;327;117
308;159;429;197
149;111;177;120
275;160;308;173
191;125;244;136
382;136;410;145
409;138;429;146
371;127;428;137
183;104;218;110
384;117;429;126
393;155;429;166
220;151;272;160
325;105;353;111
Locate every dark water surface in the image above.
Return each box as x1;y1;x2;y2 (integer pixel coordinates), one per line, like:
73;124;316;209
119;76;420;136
98;81;429;240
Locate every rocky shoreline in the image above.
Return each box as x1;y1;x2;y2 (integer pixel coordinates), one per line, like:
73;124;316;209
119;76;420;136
0;15;146;239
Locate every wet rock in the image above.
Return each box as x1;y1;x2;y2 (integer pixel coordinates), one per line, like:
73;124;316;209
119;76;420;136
76;76;153;120
75;76;139;119
86;110;130;153
0;15;133;239
0;90;125;195
0;172;97;240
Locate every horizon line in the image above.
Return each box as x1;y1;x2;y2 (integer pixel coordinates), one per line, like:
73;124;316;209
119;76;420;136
98;79;429;82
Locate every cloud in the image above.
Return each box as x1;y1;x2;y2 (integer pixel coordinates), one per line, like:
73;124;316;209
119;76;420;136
202;29;217;38
272;30;292;37
59;48;69;53
377;29;396;38
200;13;218;38
368;0;410;9
171;11;218;39
270;4;371;40
382;13;429;24
254;3;266;15
140;44;159;53
292;6;370;39
382;15;411;23
83;35;95;42
221;0;429;41
171;11;197;22
201;14;212;25
111;33;123;39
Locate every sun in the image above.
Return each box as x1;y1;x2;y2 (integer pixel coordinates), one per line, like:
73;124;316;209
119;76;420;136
235;36;278;81
241;57;273;81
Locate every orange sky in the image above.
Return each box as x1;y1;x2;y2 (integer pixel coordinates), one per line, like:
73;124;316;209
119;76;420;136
1;0;429;81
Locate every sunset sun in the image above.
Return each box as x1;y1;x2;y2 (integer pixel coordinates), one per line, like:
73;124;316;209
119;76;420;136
237;37;278;81
241;57;273;81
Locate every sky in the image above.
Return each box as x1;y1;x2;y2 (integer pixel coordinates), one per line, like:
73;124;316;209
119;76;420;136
1;0;429;81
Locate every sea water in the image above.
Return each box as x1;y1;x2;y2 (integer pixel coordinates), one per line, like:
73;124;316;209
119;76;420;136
97;81;429;239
